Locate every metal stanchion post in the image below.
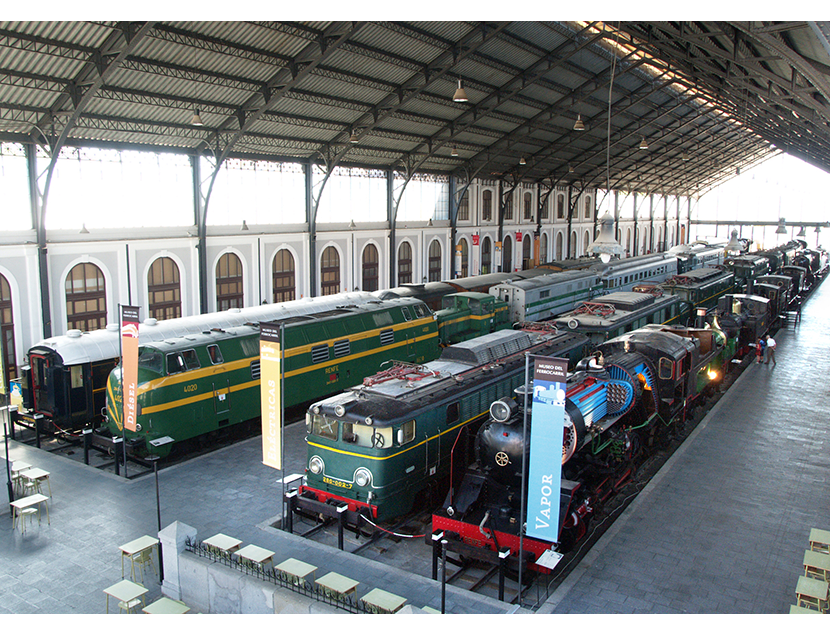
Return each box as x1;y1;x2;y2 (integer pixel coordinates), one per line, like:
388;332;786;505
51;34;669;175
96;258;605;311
284;490;297;534
441;539;448;614
83;428;92;465
498;548;510;602
34;413;43;448
431;532;443;580
147;455;163;583
113;437;122;476
337;505;348;551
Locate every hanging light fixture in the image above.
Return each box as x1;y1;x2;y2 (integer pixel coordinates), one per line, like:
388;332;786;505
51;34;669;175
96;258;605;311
682;152;690;161
451;146;458;157
587;212;625;263
349;130;359;144
776;218;787;234
797;226;806;237
573;114;585;131
191;108;204;126
241;220;249;231
725;229;742;255
639;137;648;150
79;223;89;234
452;79;469;103
519;156;526;165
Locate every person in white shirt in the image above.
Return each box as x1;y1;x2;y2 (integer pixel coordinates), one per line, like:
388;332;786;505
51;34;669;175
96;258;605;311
764;335;776;366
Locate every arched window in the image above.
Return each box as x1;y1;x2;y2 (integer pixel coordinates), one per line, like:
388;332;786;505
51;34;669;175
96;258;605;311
541;195;549;220
557;193;565;219
555;232;563;260
626;228;632;256
428;240;442;282
321;246;340;296
482;190;493;222
570;231;577;258
1;274;17;382
540;233;548;263
642;230;649;254
148;257;181;321
522;234;532;270
504;194;513;220
584;196;592;219
362;244;379;292
66;263;107;331
273;249;296;302
397;242;412;285
458;238;469;277
584;230;591;255
502;235;513;272
481;237;492;274
523;192;533;220
216;253;243;311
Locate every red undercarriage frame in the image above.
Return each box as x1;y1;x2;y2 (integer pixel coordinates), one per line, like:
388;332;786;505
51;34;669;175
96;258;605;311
432;467;634;573
297;485;379;520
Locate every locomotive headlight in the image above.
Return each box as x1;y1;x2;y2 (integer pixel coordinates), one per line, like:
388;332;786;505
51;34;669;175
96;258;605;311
354;467;373;488
309;455;324;475
707;369;718;381
490;399;517;423
334;404;346;417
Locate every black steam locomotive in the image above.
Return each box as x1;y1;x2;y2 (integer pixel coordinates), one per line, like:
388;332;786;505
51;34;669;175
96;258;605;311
431;324;736;575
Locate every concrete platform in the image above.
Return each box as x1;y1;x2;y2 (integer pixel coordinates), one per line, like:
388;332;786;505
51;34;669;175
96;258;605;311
541;277;830;614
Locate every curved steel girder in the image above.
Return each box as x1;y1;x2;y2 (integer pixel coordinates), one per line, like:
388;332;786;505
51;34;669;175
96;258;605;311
328;22;510;231
391;23;606;178
199;21;367;211
616;23;830;165
463;56;656;185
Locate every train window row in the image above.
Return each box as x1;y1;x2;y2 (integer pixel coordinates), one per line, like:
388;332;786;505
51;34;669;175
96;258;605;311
167;349;200;374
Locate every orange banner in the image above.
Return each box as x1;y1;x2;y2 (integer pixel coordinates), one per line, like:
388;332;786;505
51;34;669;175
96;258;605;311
120;306;140;433
260;322;282;470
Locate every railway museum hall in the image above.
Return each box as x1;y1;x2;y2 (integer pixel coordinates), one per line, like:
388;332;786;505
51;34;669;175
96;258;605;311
3;20;830;617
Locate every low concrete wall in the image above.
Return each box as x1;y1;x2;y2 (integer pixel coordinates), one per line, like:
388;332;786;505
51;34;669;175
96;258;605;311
162;522;341;614
178;551;338;614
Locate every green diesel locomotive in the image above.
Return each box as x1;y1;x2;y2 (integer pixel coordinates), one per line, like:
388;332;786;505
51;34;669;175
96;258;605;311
105;292;509;457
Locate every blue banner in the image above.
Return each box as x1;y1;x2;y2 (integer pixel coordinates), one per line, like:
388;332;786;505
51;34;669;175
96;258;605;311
526;356;568;543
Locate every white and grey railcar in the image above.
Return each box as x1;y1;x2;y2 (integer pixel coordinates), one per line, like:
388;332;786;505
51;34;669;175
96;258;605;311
490;270;603;324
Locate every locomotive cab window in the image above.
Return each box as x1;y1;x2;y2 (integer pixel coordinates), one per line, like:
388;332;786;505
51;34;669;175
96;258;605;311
310;414;338;440
343;422;393;448
139;348;164;374
207;344;223;365
447;402;460;423
399;420;416;445
181;349;201;370
167;353;185;375
658;357;673;380
401;306;412;321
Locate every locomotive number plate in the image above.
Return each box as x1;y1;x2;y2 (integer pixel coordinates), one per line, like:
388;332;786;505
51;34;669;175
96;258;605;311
323;476;352;489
